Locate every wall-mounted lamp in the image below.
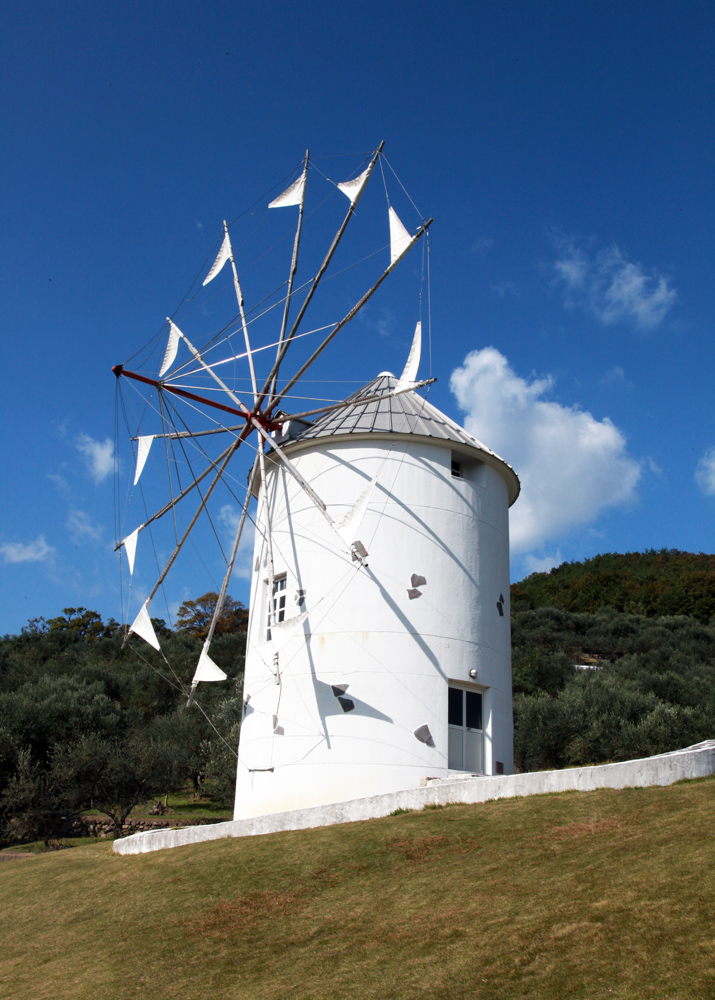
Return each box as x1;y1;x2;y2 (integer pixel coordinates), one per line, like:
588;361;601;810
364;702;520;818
469;668;478;679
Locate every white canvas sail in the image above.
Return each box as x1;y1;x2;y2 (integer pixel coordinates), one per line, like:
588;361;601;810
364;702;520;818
192;640;228;683
159;321;181;377
122;527;140;575
268;174;306;208
337;166;370;205
133;435;154;485
270;611;308;651
395;321;422;392
129;600;160;651
336;474;378;547
202;233;232;286
389;206;413;266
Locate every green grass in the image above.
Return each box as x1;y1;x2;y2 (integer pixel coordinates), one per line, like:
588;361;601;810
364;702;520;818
2;778;715;999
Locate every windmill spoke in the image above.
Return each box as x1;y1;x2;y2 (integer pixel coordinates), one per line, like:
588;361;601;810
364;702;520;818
254;142;386;414
187;452;260;706
269;150;310;403
133;435;243;614
267;217;433;415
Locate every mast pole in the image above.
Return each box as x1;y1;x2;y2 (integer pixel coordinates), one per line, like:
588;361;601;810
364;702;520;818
269;149;309;404
255;141;385;409
202;452;259;648
112;365;278;429
268;217;433;414
177;328;339;534
224;221;259;405
142;436;243;607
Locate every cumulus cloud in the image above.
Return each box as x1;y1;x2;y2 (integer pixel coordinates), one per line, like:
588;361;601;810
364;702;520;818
1;535;55;564
695;448;715;496
472;237;494;254
490;280;520;299
67;508;104;542
551;234;676;330
600;365;630;387
522;551;563;576
76;434;115;484
450;347;641;554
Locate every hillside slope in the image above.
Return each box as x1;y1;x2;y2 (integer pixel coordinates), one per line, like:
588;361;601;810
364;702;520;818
3;778;715;1000
511;549;715;623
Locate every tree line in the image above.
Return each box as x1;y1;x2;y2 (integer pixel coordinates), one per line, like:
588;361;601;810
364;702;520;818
3;551;714;846
0;594;245;846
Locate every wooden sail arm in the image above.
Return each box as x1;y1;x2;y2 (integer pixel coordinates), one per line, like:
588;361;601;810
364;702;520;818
271;149;310;399
187;453;261;706
223;221;259;405
112;438;238;551
267;217;434;416
254;141;386;414
278;377;437;422
112;366;281;432
171;329;339;535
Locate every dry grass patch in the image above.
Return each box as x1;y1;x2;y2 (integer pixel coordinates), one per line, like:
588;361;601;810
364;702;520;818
2;778;715;999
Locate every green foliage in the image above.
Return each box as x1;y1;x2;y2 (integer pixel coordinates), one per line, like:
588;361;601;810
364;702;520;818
511;605;715;772
0;603;245;845
511;549;715;624
175;592;248;638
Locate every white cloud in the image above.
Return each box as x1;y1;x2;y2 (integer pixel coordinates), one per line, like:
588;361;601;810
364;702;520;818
450;347;641;554
472;237;494;254
67;508;104;542
490;280;520;299
76;434;115;484
695;448;715;496
552;234;676;330
522;551;563;576
1;535;55;564
376;308;396;339
600;365;630;387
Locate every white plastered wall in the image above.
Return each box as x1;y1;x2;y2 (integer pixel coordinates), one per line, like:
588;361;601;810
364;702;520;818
234;436;513;819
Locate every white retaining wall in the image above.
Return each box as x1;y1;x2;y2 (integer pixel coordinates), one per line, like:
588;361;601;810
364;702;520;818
113;740;715;855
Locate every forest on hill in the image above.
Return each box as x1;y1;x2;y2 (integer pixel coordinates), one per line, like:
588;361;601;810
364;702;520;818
510;548;715;623
1;550;714;847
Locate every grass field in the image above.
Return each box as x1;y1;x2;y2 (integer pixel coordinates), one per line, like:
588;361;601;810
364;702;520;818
2;778;714;1000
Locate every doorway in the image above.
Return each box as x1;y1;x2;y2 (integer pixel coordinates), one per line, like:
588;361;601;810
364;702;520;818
448;685;484;772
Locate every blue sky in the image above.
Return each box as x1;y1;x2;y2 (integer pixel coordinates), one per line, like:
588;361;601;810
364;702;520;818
1;1;714;635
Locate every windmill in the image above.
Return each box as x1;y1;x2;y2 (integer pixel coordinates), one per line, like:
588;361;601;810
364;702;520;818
112;144;519;821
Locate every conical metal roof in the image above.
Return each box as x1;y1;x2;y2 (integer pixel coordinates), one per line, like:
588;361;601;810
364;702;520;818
284;373;520;505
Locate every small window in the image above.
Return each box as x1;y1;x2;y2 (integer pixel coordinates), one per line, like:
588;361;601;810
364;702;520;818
451;458;463;479
266;575;286;640
448;686;463;726
465;690;483;730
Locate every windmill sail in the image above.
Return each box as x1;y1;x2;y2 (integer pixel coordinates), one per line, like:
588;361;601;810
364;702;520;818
192;640;228;683
269;174;306;208
336;474;378;546
159;321;181;377
337;166;370;205
122;527;139;575
395;321;422;392
133;435;154;485
389;207;413;266
202;233;232;285
129;600;160;651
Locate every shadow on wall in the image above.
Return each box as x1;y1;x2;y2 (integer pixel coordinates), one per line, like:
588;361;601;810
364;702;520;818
313;678;393;723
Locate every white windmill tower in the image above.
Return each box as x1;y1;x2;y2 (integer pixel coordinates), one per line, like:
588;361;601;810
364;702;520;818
112;143;519;824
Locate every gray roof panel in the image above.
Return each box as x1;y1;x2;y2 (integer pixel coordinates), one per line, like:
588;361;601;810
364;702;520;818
284;374;520;504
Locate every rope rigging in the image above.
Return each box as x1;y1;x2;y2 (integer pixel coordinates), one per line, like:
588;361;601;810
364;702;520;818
112;143;434;772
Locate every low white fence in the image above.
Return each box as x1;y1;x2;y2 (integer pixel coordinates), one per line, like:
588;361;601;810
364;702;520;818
113;740;715;856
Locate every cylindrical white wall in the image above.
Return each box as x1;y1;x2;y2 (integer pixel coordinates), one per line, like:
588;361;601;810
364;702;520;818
234;434;513;819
